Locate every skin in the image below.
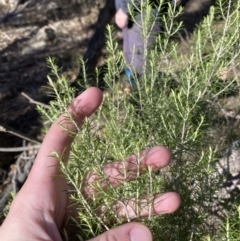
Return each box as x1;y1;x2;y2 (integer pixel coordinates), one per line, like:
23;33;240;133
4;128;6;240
115;0;182;29
0;87;181;241
115;8;128;29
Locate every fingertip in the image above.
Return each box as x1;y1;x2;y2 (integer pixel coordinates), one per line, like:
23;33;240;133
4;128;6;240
85;87;103;103
129;224;152;241
167;192;181;213
89;222;152;241
154;192;181;214
144;146;172;169
71;87;103;121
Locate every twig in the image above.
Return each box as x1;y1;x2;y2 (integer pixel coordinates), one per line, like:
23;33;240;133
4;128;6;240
0;0;33;23
11;0;22;15
21;92;50;109
15;0;33;13
0;145;41;152
0;125;41;145
0;0;21;23
11;167;17;194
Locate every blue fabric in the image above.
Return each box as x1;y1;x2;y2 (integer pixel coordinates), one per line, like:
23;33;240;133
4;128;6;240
115;0;129;13
124;68;132;78
124;68;136;85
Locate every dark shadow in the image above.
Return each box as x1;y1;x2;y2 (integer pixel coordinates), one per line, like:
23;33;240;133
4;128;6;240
179;0;216;38
75;0;116;90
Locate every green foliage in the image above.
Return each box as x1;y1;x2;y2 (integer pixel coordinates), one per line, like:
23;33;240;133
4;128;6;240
3;191;16;219
205;206;240;241
38;0;240;240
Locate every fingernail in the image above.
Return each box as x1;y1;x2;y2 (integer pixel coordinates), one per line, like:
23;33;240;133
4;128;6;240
130;227;152;241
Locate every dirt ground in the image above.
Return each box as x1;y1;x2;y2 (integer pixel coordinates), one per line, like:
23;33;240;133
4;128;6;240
0;0;225;224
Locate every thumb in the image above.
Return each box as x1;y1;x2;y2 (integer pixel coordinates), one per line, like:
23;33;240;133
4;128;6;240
88;223;152;241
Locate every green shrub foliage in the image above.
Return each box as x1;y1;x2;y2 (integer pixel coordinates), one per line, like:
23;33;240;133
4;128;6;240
38;0;240;240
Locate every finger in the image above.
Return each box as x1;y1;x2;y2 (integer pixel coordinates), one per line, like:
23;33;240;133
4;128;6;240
95;192;180;224
26;87;103;184
115;192;181;220
88;222;152;241
84;146;171;197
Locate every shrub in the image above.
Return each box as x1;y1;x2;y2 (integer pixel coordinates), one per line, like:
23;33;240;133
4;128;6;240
39;0;240;240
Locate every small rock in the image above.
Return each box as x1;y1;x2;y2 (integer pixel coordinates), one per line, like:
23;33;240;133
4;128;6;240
21;41;46;55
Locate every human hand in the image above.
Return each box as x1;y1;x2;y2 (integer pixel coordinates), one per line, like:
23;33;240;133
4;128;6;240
115;8;128;29
0;87;180;241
